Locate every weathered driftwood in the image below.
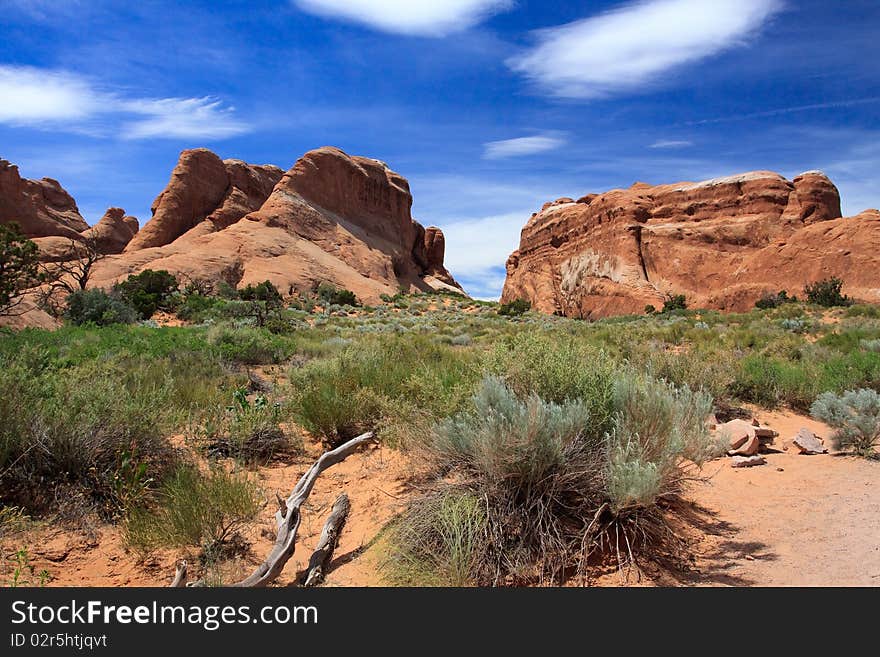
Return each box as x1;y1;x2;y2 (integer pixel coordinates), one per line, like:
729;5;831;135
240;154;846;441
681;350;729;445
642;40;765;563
170;431;372;588
170;561;188;587
302;493;351;587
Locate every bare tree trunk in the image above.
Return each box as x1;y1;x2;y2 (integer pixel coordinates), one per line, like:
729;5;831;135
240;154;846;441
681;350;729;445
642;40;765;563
302;493;350;587
169;431;373;588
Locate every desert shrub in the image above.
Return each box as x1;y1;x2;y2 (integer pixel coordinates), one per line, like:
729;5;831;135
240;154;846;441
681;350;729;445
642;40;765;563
804;277;851;307
662;293;687;313
199;389;299;463
238;280;282;304
810;389;880;457
644;305;657;315
498;298;531;316
289;335;479;446
0;363;178;517
487;333;615;440
862;339;880;353
114;269;179;319
755;290;796;309
64;289;138;326
0;223;41;316
846;304;880;318
450;333;472;346
780;318;808;333
176;293;223;322
205;324;291;364
124;465;261;556
316;282;359;307
387;374;714;585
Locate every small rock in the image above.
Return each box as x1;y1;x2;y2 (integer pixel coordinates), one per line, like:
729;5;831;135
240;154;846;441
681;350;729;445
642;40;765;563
792;428;827;455
731;455;766;468
776;467;784;472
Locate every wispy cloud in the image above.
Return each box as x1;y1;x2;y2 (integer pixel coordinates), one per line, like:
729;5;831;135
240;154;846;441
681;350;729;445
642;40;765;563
649;139;693;149
0;65;250;140
509;0;783;98
687;97;880;125
483;132;567;160
293;0;512;36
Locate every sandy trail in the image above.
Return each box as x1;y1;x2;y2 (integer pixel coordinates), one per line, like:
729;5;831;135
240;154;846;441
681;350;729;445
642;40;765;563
680;409;880;587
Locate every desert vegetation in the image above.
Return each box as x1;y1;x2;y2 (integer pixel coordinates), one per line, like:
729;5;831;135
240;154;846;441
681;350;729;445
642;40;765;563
2;270;879;586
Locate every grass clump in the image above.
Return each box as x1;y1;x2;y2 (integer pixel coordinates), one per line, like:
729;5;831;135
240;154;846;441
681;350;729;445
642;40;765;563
124;464;261;557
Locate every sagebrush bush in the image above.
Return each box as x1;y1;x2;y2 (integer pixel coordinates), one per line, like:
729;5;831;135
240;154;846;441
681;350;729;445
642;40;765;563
206;324;291;364
124;464;261;556
811;389;880;457
388;373;714;585
65;289;138;326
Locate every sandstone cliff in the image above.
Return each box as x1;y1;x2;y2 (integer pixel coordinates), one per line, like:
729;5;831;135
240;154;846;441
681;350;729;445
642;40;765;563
87;147;461;300
0;159;89;239
502;171;879;318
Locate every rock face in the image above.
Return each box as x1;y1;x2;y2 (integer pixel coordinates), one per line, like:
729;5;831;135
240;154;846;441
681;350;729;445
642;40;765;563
88;147;461;301
0;160;88;239
125;149;283;251
83;208;140;254
502;170;880;318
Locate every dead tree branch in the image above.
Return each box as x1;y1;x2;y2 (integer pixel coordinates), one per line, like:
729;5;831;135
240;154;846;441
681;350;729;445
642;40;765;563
169;431;373;588
302;493;350;587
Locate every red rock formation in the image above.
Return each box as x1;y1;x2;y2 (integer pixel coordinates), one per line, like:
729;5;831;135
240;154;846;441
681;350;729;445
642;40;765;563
502;170;879;318
125;149;283;251
88;147;461;300
81;208;139;254
0;159;88;239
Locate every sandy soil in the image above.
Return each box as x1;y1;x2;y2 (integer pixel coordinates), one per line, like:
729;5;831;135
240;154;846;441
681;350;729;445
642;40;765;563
677;408;880;587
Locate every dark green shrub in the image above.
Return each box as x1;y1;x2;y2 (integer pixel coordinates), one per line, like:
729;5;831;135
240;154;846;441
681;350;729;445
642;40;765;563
662;293;687;313
0;223;41;316
644;304;657;315
804;277;851;307
176;293;222;322
64;289;138;326
239;280;282;304
114;269;179;319
755;290;796;309
316;282;359;307
497;298;531;316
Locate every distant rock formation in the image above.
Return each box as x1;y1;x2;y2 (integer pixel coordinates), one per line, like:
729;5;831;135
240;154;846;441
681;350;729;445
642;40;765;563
88;146;461;300
502;170;880;318
125;148;283;251
0;159;89;239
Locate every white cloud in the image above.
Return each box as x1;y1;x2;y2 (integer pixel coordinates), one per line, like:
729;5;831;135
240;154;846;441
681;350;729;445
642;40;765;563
483;132;567;160
0;64;250;140
649;139;693;149
293;0;511;36
0;66;100;123
438;210;524;283
509;0;783;98
120;97;250;140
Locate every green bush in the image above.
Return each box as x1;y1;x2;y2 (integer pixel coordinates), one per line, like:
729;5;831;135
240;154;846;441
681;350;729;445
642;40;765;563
0;223;41;316
114;269;180;319
316;282;359;307
176;293;223;322
498;298;531;316
205;324;291;364
64;289;139;326
662;293;687;313
810;389;880;457
755;290;796;309
124;465;261;556
804;277;851;307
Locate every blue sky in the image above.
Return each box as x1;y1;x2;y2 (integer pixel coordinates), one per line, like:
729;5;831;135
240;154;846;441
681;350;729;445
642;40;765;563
1;0;878;298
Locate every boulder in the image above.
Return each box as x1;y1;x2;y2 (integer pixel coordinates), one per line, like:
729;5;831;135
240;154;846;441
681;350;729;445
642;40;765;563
729;434;761;457
81;208;139;254
791;428;828;455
